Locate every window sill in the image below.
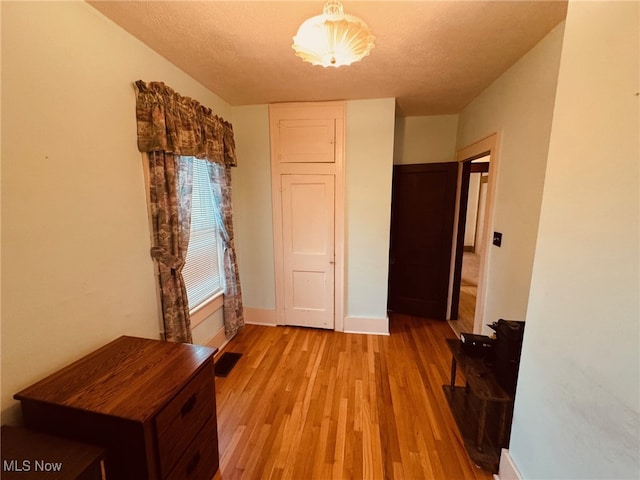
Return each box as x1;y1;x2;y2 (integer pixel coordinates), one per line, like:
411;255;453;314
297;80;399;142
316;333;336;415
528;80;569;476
190;292;224;328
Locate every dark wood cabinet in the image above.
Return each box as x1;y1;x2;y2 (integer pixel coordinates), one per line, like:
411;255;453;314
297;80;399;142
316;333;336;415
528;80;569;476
442;339;514;473
14;336;219;480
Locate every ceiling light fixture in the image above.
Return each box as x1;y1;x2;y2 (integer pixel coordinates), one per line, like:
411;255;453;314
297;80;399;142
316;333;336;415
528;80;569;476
292;0;375;68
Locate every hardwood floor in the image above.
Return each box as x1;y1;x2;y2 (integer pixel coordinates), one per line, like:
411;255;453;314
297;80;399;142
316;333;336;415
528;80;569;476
450;252;480;336
213;314;493;480
450;286;477;337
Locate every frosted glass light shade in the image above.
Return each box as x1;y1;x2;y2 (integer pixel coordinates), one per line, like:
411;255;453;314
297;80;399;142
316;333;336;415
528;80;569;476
292;1;375;67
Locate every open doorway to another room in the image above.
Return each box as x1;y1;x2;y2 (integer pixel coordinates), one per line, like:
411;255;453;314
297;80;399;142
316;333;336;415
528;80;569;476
449;155;490;337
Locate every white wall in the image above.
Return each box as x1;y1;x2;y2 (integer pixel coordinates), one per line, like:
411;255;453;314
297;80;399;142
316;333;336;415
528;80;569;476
508;2;639;478
191;307;224;346
1;1;231;424
394;115;458;165
476;174;489;258
464;173;481;247
345;99;396;330
230;105;275;315
456;22;565;334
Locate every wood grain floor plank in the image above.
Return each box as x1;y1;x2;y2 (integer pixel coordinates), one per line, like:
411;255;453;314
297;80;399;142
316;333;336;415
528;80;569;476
214;314;493;480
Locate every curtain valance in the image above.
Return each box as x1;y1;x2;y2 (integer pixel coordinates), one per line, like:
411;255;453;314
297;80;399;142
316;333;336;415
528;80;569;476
134;80;237;167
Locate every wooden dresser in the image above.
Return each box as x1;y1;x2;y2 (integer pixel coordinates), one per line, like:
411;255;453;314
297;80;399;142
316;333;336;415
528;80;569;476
14;336;219;480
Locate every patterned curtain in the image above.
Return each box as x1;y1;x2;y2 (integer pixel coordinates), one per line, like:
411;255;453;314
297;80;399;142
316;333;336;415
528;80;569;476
207;162;244;337
135;80;243;342
134;81;237;166
148;152;194;342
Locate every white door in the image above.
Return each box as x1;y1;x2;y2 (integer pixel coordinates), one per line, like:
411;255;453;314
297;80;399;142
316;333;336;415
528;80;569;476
281;174;335;329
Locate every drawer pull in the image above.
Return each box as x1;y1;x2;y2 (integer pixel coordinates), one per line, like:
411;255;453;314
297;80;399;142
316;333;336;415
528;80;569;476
186;451;201;475
181;394;197;417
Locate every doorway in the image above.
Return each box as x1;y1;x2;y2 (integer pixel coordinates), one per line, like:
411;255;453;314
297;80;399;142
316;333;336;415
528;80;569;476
447;133;499;336
450;157;490;335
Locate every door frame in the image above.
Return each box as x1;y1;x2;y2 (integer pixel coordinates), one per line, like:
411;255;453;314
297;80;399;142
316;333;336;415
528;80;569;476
269;102;346;331
447;133;500;332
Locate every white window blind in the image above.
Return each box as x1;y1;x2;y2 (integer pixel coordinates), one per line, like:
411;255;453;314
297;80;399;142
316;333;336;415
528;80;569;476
182;157;223;310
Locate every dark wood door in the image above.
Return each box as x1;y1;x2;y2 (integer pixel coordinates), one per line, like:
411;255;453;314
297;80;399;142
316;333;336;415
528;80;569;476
388;163;458;319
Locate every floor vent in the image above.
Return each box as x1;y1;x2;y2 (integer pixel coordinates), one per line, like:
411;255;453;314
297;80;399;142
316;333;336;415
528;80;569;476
214;352;242;377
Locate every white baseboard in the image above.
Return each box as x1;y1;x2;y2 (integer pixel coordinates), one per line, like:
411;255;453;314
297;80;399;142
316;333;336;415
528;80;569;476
242;309;389;335
495;449;522;480
343;316;390;335
244;307;277;326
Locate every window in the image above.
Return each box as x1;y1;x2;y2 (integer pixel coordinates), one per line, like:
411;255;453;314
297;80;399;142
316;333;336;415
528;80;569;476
182;157;224;310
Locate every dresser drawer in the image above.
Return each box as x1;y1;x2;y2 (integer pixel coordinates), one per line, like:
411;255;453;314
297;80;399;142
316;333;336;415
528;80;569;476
165;416;218;480
155;362;215;478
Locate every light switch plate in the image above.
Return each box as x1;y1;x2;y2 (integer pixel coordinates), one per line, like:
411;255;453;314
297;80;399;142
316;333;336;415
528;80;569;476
493;231;503;247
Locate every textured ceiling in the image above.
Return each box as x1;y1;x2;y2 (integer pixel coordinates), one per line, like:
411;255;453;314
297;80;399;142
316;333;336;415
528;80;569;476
88;1;567;116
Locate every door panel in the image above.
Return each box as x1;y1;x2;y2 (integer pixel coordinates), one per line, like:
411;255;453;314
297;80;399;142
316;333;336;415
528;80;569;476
278;119;336;163
388;163;458;319
281;175;335;329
